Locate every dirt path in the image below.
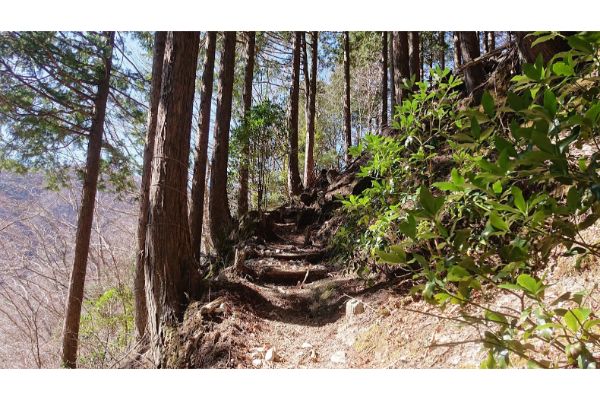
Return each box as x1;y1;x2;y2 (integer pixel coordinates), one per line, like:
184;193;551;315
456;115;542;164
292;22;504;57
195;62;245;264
172;204;488;369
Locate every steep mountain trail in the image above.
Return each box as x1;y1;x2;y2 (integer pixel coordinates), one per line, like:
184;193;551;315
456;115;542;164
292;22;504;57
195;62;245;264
150;163;489;369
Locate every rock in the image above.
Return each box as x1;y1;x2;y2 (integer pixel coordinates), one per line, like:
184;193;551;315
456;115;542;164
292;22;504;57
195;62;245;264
310;349;318;361
200;297;227;316
252;358;262;367
301;342;313;349
265;347;278;362
345;299;365;319
330;350;346;364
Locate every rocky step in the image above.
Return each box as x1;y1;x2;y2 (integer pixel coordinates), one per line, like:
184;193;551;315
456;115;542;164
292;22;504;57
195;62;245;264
247;244;326;262
237;257;329;285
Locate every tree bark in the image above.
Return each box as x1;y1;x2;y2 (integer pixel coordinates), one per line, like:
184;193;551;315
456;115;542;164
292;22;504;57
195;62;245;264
237;32;255;217
287;32;303;196
453;32;462;68
134;31;166;345
303;32;317;188
388;32;395;119
408;32;420;83
487;31;495;51
439;31;446;70
189;31;216;262
61;31;115;369
343;31;352;164
392;31;409;107
145;31;199;367
515;31;569;65
458;31;485;104
380;31;388;129
483;31;490;53
209;31;236;256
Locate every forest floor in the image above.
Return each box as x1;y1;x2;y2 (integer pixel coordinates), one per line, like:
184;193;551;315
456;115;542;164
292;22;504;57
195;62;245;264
167;216;600;369
155;158;600;369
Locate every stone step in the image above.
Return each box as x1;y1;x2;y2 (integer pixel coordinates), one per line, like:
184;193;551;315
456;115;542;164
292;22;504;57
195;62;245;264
247;244;325;262
240;258;329;285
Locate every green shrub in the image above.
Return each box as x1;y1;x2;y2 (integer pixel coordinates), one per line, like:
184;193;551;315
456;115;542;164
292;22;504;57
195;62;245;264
340;32;600;368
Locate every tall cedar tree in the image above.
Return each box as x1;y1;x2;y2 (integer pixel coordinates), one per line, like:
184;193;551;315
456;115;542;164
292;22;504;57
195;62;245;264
287;32;303;196
189;31;217;261
343;31;352;163
237;32;256;217
134;31;166;343
439;32;446;69
488;32;496;51
458;32;485;104
144;32;199;367
209;32;237;256
388;32;395;119
408;32;420;82
380;31;388;128
453;32;462;67
392;31;409;108
303;32;318;187
61;31;115;368
515;31;570;64
0;31;145;367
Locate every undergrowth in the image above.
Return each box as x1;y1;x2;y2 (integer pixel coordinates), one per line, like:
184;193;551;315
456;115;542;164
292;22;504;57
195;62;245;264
338;32;600;368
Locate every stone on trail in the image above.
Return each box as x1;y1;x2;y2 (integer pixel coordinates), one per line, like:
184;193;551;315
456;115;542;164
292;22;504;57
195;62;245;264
265;347;278;362
252;358;262;367
345;299;365;319
330;350;346;364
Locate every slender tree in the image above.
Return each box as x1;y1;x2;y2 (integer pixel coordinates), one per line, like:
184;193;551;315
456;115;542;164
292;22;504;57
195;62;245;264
343;31;352;163
458;31;486;104
0;31;146;368
287;32;303;196
144;31;199;367
237;32;256;217
408;31;420;82
189;31;217;261
453;32;462;68
61;31;115;368
303;31;317;187
488;32;496;51
134;31;166;344
439;31;446;70
483;31;490;53
388;32;395;119
209;31;236;256
380;31;388;129
392;31;409;107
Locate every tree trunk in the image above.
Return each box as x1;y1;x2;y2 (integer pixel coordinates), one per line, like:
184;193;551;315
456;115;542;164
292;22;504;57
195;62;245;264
439;31;446;70
287;32;302;196
237;32;255;217
380;31;388;129
458;31;485;104
303;31;317;188
61;31;115;369
408;31;420;83
453;32;462;68
392;31;409;107
343;31;352;164
488;31;495;51
515;31;570;65
134;31;166;345
388;32;395;119
189;31;216;262
209;31;236;257
483;31;490;53
145;31;199;367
